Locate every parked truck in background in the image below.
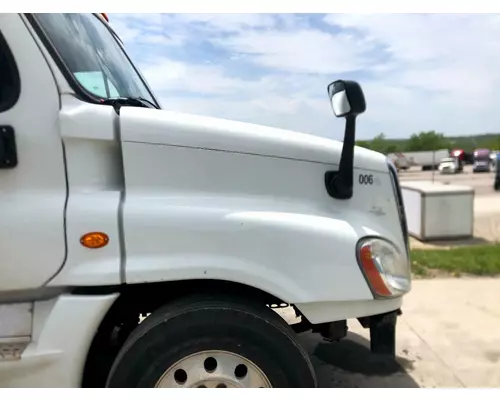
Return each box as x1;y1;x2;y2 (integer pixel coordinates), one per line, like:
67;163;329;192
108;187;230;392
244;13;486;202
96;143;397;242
451;148;476;164
390;149;449;171
473;148;492;173
451;149;465;163
0;13;411;388
438;156;462;174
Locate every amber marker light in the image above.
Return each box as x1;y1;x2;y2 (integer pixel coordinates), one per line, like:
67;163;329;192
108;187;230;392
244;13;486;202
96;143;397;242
80;232;109;249
358;241;392;297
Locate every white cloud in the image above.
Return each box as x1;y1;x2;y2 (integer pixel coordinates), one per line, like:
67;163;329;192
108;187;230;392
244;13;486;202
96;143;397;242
139;58;252;95
174;13;276;32
324;13;500;135
108;13;500;139
325;13;500;97
213;29;376;75
107;19;142;43
111;13;187;46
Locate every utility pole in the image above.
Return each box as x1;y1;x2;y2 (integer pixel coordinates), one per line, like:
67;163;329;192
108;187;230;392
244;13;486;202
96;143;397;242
432;150;435;183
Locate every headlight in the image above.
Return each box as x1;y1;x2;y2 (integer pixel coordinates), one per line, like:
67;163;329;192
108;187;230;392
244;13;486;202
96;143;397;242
357;237;411;298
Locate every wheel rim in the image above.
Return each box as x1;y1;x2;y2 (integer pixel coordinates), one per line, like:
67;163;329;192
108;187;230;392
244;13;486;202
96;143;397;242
154;350;272;388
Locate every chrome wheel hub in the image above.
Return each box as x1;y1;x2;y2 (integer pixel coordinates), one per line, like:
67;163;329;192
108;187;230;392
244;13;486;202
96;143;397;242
154;350;272;388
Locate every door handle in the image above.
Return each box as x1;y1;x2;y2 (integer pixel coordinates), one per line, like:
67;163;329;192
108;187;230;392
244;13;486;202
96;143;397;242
0;125;17;169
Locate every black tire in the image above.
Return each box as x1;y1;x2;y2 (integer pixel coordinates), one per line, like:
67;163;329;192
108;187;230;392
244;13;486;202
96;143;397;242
105;295;317;388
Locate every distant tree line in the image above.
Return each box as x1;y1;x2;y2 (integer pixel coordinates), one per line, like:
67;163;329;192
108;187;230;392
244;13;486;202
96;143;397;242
356;131;500;155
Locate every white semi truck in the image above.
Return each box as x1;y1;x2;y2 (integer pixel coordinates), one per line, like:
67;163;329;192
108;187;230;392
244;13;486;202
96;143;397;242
0;13;411;388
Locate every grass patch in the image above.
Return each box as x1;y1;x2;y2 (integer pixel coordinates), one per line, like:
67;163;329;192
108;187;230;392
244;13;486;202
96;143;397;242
410;244;500;276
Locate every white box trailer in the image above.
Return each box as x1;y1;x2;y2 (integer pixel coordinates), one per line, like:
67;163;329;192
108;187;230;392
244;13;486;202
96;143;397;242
401;181;474;241
397;150;450;171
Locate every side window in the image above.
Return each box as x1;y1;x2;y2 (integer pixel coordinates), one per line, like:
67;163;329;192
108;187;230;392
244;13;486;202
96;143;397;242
74;71;119;98
0;30;21;112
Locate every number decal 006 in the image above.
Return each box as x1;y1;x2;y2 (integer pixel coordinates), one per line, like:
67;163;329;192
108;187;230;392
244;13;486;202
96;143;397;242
358;174;374;185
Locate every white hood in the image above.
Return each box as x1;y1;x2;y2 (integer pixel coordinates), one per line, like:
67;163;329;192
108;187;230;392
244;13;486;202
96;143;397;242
120;107;388;173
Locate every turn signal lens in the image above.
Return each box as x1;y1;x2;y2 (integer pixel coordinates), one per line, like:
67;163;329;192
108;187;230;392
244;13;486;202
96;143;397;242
80;232;109;249
359;243;392;297
357;238;411;298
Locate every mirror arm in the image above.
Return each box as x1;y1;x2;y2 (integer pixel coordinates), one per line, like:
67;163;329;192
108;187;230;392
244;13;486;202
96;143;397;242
325;115;356;200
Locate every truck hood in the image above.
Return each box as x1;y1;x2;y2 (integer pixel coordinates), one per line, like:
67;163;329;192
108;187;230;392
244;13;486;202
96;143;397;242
120;107;388;172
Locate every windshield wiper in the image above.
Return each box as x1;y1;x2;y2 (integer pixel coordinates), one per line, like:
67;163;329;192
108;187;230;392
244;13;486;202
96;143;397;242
135;96;161;109
100;96;160;110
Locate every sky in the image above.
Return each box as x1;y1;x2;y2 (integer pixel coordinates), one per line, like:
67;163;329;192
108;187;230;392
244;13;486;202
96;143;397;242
109;13;500;140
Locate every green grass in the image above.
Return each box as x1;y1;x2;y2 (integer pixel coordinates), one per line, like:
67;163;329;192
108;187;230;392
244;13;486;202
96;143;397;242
410;244;500;277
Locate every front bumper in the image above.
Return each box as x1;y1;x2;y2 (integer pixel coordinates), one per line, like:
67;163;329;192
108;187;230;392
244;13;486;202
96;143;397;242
473;165;490;172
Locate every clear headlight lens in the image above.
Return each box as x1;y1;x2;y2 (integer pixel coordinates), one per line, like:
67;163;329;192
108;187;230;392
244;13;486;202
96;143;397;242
357;237;411;297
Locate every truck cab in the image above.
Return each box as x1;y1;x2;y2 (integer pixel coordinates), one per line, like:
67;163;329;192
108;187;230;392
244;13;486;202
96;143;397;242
450;149;465;171
473;148;491;173
0;13;411;388
438;157;461;174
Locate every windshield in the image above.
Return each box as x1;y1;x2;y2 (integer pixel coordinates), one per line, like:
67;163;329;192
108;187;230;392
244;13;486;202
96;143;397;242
32;13;157;105
474;151;490;161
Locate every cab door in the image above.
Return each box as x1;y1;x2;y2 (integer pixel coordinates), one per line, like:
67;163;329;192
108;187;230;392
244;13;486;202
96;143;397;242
0;14;67;291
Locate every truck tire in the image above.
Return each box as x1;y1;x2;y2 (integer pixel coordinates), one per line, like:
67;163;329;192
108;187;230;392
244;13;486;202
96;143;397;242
105;295;317;388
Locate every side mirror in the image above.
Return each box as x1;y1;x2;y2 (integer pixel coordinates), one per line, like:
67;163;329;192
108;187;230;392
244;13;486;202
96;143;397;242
327;80;366;118
324;80;366;200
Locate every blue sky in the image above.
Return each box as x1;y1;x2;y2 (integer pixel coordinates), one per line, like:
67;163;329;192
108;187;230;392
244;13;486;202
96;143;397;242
109;13;500;140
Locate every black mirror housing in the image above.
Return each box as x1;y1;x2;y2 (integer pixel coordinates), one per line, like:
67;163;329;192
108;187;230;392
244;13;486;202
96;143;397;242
327;80;366;118
324;79;366;200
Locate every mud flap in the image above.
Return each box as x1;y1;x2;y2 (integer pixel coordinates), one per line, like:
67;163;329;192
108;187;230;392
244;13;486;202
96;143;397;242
369;310;399;357
358;309;400;358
